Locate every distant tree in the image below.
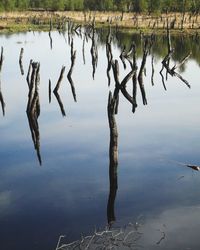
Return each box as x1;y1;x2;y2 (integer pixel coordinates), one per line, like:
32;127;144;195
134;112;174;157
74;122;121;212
15;0;28;10
0;0;15;11
133;0;148;12
52;0;65;10
148;0;161;13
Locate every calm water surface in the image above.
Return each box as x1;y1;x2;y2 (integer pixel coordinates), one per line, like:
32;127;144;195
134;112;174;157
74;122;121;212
0;30;200;250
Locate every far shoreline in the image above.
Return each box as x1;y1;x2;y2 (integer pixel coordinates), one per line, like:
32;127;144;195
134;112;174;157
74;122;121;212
0;11;200;34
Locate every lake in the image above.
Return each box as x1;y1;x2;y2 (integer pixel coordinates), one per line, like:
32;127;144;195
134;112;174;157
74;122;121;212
0;27;200;250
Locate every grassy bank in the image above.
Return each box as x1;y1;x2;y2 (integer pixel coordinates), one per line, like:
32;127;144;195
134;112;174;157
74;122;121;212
0;11;200;33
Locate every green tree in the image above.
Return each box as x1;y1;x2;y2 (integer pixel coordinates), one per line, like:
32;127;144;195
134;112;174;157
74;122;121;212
133;0;148;12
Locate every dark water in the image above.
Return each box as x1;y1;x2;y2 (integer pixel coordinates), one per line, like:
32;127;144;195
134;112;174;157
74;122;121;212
0;29;200;250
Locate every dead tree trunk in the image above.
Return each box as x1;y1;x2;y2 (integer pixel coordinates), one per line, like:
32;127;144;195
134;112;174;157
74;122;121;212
26;61;42;165
0;46;4;115
49;79;51;103
131;43;138;113
67;39;77;102
161;23;191;88
119;45;126;69
90;21;98;79
106;26;113;86
107;90;118;226
111;59;136;113
53;66;67;116
49;31;53;50
82;34;86;65
19;48;24;75
26;59;33;86
138;38;149;105
0;47;4;72
54;91;66;117
0;80;5;116
53;66;66;93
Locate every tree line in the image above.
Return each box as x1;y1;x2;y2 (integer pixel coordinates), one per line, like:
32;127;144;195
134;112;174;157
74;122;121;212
1;0;200;13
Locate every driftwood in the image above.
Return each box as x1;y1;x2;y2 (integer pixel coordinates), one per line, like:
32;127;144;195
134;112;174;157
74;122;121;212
26;61;42;165
67;39;77;102
19;48;24;75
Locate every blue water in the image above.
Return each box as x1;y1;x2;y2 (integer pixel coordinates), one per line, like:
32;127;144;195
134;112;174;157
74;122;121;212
0;30;200;249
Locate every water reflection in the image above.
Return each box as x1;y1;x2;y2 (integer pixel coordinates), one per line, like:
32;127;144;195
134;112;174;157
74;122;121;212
0;80;5;116
53;66;66;117
67;39;77;102
90;22;98;79
107;90;119;226
0;27;199;250
53;91;66;117
26;62;42;165
0;47;5;116
19;47;24;75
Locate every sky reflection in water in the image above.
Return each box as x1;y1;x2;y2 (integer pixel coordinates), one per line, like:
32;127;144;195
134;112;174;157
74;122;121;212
0;30;200;250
